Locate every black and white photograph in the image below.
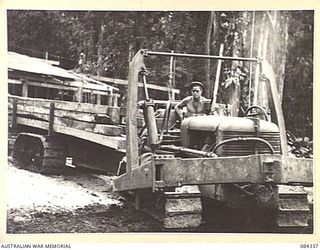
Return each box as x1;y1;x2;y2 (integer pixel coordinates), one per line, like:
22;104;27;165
2;2;317;244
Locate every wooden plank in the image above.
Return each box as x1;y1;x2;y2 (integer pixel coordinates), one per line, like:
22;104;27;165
16;103;49;115
16;117;49;130
65;80;115;93
9;95;121;122
68;72;118;92
25;80;110;96
14;102;118;124
91;75;180;94
8;79;22;85
16;112;50;121
9;95;110;114
58;117;124;136
54;125;127;150
9;70;116;95
8;72;61;85
13;110;123;136
22;110;119;134
16;117;127;150
14;103;94;122
10;96;120;126
27;80;78;92
126;50;144;173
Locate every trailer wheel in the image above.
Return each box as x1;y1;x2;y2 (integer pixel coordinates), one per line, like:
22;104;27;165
13;135;30;168
13;133;65;175
30;143;45;173
13;133;44;173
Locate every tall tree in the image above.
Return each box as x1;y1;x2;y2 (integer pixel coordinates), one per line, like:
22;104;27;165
205;11;214;96
7;10;313;138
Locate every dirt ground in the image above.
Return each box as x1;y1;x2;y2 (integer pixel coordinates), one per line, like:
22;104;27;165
6;157;161;233
6;156;313;234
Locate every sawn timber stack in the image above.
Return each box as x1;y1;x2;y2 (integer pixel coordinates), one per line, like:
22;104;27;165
9;94;127;174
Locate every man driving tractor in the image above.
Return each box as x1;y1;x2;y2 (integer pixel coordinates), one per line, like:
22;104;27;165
174;81;209;120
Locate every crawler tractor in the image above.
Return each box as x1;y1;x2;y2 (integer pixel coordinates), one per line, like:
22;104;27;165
113;50;313;232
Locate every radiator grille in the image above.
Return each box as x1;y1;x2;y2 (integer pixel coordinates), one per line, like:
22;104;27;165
219;131;281;156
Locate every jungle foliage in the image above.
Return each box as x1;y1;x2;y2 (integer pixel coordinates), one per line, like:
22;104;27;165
7;10;313;138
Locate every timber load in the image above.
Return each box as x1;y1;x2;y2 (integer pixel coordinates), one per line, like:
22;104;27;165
8;94;127;151
8;94;129;174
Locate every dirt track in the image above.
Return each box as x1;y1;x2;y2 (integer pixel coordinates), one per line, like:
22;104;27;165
6;157;161;233
6;157;313;234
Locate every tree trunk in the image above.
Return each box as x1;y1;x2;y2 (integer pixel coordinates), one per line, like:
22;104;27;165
226;12;248;117
252;11;289;123
270;11;289;104
134;12;146;53
97;24;105;76
205;12;214;97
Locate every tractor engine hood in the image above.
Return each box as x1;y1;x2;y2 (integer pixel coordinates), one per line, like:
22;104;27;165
181;115;279;134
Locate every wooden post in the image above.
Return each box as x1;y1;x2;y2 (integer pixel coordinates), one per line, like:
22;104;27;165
112;94;119;107
12;98;18;131
107;95;113;106
48;102;55;136
79;87;83;103
96;94;102;105
126;50;145;174
22;80;29;97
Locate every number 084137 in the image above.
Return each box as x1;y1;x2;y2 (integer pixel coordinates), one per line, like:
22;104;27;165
300;244;319;248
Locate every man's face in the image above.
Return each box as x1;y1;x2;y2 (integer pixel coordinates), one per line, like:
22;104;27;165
191;86;202;99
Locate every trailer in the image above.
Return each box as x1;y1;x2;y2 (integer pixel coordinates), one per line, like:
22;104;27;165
8;52;127;174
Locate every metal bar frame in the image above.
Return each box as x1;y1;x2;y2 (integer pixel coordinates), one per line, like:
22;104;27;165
112;154;313;192
145;50;259;62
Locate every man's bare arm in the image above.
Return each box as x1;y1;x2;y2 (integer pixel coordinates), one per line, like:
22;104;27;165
174;97;190;120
